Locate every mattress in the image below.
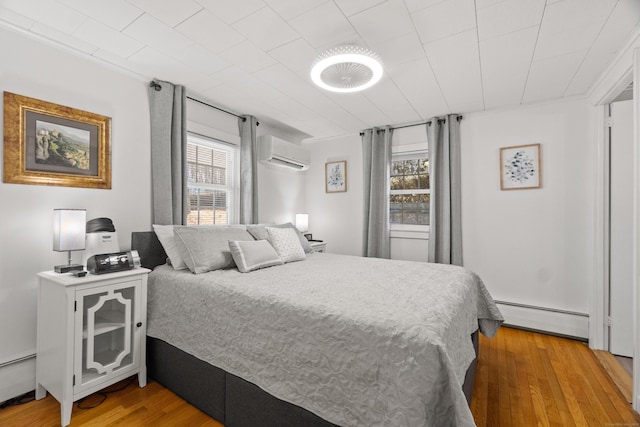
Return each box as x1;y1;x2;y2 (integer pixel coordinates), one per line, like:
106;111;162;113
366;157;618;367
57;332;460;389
146;252;503;427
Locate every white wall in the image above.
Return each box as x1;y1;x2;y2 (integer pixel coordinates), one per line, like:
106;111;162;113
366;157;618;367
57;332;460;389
307;98;594;331
0;27;152;400
461;98;593;315
307;135;363;256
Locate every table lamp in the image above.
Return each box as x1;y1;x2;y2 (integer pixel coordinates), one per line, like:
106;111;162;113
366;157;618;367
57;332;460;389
53;208;86;273
295;213;309;232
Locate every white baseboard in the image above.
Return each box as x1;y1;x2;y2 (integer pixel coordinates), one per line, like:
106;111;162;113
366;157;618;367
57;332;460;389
495;301;589;340
0;356;36;403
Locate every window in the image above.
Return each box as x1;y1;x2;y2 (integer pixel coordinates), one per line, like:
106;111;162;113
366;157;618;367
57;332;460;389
390;154;430;226
186;134;238;225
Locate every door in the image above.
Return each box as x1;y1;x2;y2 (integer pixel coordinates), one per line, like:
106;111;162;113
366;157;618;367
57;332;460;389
609;99;634;357
74;280;141;394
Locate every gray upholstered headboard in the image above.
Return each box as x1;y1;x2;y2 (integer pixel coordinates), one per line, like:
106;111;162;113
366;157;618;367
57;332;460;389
131;231;167;270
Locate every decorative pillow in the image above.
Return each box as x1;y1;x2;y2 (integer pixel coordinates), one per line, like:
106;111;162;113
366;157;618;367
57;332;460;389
173;225;253;274
266;226;306;263
229;240;283;273
152;224;187;270
248;223;313;253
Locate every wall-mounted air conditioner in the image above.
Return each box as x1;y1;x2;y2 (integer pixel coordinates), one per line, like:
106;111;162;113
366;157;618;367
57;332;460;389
258;135;310;171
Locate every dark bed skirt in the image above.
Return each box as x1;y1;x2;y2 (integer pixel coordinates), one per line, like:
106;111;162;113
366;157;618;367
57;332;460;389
147;332;479;427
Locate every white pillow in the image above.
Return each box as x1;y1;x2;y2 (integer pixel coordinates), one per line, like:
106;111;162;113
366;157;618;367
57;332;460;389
266;226;306;263
152;224;187;270
229;240;283;273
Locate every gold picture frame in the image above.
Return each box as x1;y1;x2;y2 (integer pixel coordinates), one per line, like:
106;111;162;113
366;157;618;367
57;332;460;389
3;92;111;189
500;143;541;190
325;160;347;193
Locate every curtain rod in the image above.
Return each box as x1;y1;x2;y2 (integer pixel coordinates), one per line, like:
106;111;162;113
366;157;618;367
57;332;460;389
358;115;463;136
149;81;259;125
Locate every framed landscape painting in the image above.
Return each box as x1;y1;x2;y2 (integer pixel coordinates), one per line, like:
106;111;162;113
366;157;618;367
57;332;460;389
500;143;541;190
3;92;111;189
326;160;347;193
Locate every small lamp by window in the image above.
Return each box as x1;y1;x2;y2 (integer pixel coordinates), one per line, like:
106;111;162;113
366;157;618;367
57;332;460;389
53;209;86;273
295;213;309;233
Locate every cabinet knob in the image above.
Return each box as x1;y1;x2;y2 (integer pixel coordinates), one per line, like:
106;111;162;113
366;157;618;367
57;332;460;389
136;322;142;327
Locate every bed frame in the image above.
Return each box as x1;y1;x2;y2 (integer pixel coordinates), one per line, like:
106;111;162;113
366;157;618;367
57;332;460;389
132;231;479;427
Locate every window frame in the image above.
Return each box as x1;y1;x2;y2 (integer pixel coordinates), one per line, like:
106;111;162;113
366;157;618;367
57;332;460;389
389;145;430;235
186;132;240;225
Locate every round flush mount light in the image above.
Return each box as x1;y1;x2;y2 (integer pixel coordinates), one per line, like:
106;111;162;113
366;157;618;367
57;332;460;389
310;45;383;93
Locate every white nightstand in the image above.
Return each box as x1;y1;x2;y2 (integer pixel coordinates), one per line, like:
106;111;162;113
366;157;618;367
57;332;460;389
35;268;150;427
309;241;327;253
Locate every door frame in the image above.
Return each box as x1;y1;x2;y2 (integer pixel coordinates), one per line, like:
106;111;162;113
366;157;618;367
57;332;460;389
590;25;640;410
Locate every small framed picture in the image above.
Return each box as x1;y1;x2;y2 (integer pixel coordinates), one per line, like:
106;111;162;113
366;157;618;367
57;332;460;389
325;160;347;193
500;144;541;190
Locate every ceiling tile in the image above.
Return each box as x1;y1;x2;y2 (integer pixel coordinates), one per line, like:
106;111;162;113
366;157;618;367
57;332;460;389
387;57;449;119
541;0;617;35
219;40;277;73
210;66;259;89
2;0;86;34
363;76;422;123
476;0;544;41
123;14;193;58
289;2;357;48
412;0;476;44
522;51;585;103
232;6;298;51
325;92;392;127
268;38;317;72
265;0;327;20
534;21;602;61
73;18;144;58
175;9;244;53
0;6;34;30
31;22;98;54
349;0;413;45
480;27;537;109
59;0;142;31
125;0;203;28
333;0;387;17
195;0;266;24
475;0;509;9
172;44;228;75
91;48;148;77
424;29;484;113
565;0;640;96
367;28;424;68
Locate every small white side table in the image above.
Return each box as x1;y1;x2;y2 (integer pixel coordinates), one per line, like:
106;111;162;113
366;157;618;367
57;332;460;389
35;268;150;427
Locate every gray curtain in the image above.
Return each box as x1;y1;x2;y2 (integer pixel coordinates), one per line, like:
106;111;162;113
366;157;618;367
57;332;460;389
238;115;258;224
148;80;187;225
427;115;462;265
362;126;392;258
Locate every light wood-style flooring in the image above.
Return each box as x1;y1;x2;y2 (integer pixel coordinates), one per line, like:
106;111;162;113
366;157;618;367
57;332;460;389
1;327;639;426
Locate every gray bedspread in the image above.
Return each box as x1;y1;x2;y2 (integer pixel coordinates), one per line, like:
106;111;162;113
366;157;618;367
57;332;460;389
146;253;503;427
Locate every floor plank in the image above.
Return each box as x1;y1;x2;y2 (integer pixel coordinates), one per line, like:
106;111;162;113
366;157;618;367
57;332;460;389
1;327;638;426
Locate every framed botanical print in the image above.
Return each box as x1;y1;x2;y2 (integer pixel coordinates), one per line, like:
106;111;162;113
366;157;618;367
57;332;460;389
325;160;347;193
500;143;541;190
3;92;111;189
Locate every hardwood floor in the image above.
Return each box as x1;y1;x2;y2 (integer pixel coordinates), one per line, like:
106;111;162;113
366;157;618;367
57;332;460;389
472;327;640;427
1;327;638;426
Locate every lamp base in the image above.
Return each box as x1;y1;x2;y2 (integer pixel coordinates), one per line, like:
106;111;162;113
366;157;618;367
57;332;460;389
54;264;84;274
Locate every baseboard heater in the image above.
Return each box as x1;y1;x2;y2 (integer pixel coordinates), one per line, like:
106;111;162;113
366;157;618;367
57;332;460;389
0;353;35;369
494;300;589;341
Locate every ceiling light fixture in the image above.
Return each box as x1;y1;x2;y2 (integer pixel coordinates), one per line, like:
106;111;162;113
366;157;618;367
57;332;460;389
310;45;383;93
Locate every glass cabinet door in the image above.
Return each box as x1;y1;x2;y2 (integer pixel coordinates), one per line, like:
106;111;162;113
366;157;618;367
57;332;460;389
74;280;140;393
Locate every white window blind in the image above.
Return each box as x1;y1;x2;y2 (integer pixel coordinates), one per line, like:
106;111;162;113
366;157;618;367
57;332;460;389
186;133;238;225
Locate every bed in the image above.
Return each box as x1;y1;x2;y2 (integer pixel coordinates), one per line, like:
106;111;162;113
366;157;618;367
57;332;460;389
132;226;503;427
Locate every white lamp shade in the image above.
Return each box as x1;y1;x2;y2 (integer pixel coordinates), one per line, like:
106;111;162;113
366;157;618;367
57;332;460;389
295;213;309;232
53;209;86;251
